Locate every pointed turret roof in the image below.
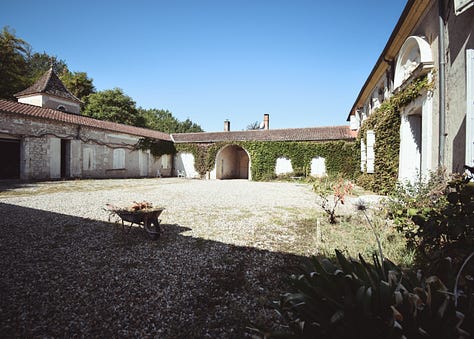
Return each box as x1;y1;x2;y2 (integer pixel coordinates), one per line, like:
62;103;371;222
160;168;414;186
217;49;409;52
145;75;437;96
14;68;82;103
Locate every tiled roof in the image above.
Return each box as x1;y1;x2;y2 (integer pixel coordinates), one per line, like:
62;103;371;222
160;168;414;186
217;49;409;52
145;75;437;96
172;125;357;143
14;68;82;103
0;99;172;141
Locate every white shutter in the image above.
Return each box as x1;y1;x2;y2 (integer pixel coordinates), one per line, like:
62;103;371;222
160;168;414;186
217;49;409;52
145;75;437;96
49;137;61;178
366;130;375;174
83;147;95;171
466;49;474;167
360;139;367;172
113;149;125;169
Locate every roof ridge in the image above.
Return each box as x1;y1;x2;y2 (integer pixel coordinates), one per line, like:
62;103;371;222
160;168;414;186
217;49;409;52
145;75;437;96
0;99;171;141
171;125;350;136
14;68;82;103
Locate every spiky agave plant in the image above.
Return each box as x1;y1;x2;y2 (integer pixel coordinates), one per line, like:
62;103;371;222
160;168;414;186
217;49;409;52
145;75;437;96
251;250;470;339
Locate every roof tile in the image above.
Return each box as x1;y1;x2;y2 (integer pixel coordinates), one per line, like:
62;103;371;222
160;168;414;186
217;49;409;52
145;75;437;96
172;126;356;143
0;99;172;141
14;68;82;103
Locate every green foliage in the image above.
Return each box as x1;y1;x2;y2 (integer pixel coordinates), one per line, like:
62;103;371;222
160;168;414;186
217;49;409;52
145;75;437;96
412;173;474;263
0;26;30;99
175;143;219;175
175;140;359;180
59;70;95;100
252;251;471;338
138;108;201;133
357;76;433;194
386;168;474;265
135;138;176;157
1;26;200;134
83;88;143;126
0;26;73;100
26;52;67;82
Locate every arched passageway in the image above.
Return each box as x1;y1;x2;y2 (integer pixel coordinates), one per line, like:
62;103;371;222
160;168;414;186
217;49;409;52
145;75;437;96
215;145;249;179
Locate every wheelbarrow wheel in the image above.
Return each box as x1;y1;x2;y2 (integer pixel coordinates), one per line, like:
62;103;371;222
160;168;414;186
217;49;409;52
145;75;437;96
144;218;160;240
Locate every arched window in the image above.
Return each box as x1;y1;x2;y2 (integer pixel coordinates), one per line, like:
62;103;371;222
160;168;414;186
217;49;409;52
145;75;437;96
57;105;66;112
394;36;434;90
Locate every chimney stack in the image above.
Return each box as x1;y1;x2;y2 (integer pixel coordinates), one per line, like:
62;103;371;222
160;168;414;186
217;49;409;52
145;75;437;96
224;119;230;132
263;114;269;130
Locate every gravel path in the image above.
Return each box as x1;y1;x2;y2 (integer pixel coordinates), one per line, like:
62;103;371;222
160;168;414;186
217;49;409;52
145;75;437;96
0;178;322;338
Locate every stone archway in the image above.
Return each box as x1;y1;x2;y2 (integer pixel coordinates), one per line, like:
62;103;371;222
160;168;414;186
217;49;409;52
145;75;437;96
394;35;434;183
215;145;250;179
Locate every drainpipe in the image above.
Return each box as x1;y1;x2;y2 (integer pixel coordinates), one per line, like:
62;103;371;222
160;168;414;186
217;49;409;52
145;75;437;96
438;0;446;167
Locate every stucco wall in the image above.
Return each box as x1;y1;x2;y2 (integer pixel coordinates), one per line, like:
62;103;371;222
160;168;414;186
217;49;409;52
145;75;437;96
410;1;473;172
444;5;474;171
174;152;200;178
359;1;473;181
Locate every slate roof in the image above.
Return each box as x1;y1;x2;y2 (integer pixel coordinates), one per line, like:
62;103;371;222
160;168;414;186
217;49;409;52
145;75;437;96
14;68;82;103
0;99;172;141
172;125;357;143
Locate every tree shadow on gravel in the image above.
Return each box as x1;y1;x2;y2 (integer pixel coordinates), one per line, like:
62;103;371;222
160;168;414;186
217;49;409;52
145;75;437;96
0;202;304;338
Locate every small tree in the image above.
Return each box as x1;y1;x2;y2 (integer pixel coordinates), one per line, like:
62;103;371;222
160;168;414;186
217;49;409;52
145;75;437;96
314;177;353;224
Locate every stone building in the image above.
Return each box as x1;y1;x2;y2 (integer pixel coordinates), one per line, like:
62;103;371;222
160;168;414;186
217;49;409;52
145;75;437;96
171;119;355;179
0;69;172;180
347;0;474;182
1;69;356;181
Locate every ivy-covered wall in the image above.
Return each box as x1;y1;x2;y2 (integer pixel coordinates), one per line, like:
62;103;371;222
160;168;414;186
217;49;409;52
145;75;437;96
357;75;433;194
176;140;359;181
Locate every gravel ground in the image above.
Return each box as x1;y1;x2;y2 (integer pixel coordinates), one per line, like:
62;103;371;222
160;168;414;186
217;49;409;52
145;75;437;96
0;178;326;338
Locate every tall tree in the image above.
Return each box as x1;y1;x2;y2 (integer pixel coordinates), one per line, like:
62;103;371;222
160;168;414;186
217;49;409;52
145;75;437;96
138;108;203;133
26;52;67;82
83;88;143;126
0;26;30;99
176;118;203;133
60;70;95;101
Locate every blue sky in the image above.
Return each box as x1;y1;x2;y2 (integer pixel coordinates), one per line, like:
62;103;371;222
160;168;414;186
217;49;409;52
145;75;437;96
2;0;407;132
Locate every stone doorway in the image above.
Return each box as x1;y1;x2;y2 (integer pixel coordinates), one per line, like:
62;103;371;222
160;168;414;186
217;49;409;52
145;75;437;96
215;145;249;179
0;138;21;179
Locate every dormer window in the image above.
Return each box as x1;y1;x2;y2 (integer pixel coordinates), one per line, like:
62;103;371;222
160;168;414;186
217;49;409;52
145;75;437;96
57;105;66;112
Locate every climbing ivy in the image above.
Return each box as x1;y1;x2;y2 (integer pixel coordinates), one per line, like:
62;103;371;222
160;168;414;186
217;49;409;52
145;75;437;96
177;140;359;181
357;75;434;194
135;137;176;157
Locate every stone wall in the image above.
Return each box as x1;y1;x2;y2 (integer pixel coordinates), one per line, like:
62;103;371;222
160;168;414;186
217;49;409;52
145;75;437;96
0;112;169;180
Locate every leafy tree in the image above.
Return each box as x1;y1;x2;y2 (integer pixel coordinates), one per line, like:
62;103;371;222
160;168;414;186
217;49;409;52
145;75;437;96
0;26;30;99
138;108;203;133
60;70;95;101
176;117;203;133
83;88;143;126
26;52;67;82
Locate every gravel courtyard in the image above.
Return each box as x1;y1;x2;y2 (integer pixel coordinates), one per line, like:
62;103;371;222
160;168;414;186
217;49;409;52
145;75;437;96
0;178;321;338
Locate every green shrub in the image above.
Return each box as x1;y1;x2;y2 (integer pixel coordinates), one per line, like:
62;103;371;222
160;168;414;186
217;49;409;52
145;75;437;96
250;250;472;338
386;168;474;264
